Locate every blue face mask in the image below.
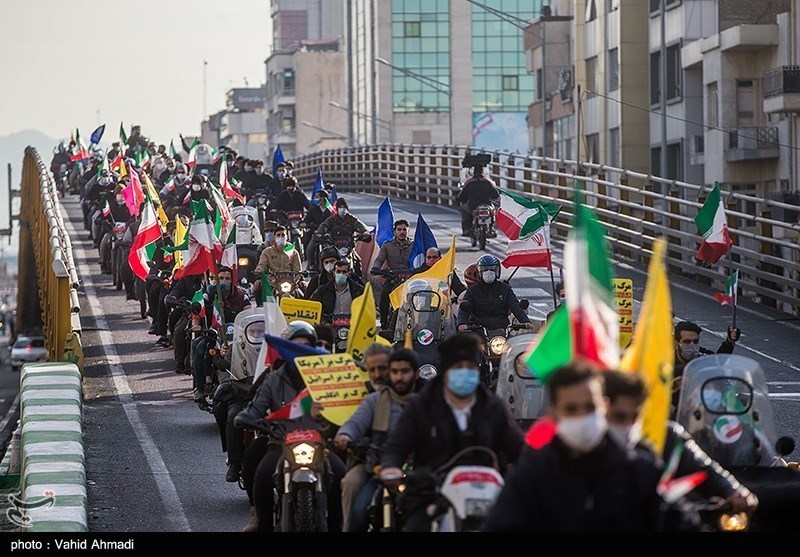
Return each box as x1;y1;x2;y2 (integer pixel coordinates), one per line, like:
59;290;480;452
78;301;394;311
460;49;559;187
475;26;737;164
334;273;348;286
447;368;480;397
219;282;230;296
265;232;275;243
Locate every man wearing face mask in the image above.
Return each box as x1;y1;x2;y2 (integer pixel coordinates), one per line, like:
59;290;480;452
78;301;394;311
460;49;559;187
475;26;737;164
272;162;290;195
303;190;332;269
379;333;523;532
272;176;309;223
457;254;531;332
310;259;364;323
249;160;274;199
158;158;177;186
603;371;758;519
253;225;302;286
161;164;190;208
98;184;133;273
672;321;739;411
482;363;698;532
315;199;372;278
305;247;338;299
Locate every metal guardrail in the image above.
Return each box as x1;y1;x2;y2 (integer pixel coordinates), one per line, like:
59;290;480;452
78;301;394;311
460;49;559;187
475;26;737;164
16;148;83;370
293;143;800;316
763;65;800;97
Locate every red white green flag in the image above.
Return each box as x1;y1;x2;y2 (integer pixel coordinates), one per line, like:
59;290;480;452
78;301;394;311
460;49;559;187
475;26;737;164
496;188;560;240
220;224;238;282
166;199;223;280
265;388;311;420
694;182;732;264
713;270;739;306
219;154;245;203
501;208;556;270
254;276;289;381
523;304;571;383
186;138;200;170
169;139;178;158
128;198;161;280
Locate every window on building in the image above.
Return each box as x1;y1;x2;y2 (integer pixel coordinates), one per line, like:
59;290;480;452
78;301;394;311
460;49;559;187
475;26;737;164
502;75;519;91
585;133;600;165
585;0;597;22
586;56;597;98
649;0;660;12
282;69;295;94
535;69;543;100
666;44;681;100
707;82;718;128
650;51;660;105
554;115;575;160
404;22;420;37
736;79;755;126
608;48;619;92
281;108;295;133
651;146;661;177
609;128;620;168
667;142;683;180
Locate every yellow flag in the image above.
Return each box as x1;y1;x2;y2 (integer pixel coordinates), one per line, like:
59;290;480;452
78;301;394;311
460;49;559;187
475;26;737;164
389;235;456;310
347;282;391;360
118;159;127;178
143;173;168;229
619;238;673;454
173;215;187;271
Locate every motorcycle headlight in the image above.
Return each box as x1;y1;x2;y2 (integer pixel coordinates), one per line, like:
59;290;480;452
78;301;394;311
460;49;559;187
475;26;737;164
718;512;748;532
280;282;292;293
238;257;249;267
338;247;349;256
337;328;348;340
489;336;507;355
292;443;316;466
418;364;438;380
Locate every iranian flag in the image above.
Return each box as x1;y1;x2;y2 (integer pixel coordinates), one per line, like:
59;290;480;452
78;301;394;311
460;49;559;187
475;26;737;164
219;155;245;203
110;149;123;171
253;276;289;381
714;270;739;306
122;164;146;217
167;199;223;280
128;198;162;280
210;183;233;240
496;188;560;241
119;122;128;145
136;150;151;170
170;139;178;158
694;182;733;264
96;148;110;178
220;224;238;282
523;305;571;383
266;388;311;420
564;199;619;369
501;207;557;269
186;138;200;170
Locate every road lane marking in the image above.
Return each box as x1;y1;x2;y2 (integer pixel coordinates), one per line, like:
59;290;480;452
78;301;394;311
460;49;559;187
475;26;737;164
66;212;191;532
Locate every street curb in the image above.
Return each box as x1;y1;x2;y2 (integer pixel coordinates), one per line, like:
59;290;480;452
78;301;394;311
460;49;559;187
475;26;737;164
18;362;86;532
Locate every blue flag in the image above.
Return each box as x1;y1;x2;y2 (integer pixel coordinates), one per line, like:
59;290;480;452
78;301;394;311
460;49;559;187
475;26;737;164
375;197;395;248
310;168;324;205
272;145;285;177
328;184;339;205
408;213;438;269
90;124;106;146
264;333;329;364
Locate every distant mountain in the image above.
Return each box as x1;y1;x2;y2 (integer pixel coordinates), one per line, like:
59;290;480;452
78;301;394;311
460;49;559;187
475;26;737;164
0;130;59;178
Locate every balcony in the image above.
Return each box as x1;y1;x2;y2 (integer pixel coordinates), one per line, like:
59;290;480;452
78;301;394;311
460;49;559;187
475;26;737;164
725;126;779;162
763;65;800;113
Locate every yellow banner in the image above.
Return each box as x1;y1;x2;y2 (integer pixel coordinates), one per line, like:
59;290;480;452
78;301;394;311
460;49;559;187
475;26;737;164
612;278;634;349
296;353;370;426
173;215;187;271
389;235;456;309
280;297;322;325
347;282;391;360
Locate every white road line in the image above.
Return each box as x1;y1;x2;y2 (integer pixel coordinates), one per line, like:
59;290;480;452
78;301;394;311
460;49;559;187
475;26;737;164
768;381;800;386
66;213;191;532
768;393;800;398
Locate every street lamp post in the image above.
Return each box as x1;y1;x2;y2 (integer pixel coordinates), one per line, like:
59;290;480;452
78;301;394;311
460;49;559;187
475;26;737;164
328;100;394;143
300;120;352;147
375;57;453;145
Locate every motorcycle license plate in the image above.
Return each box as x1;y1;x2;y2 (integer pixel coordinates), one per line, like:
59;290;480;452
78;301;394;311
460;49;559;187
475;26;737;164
332;317;350;328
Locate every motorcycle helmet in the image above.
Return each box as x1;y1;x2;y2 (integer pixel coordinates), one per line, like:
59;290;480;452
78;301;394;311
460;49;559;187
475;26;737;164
91;149;104;162
282;320;318;345
476;254;501;284
464;263;479;287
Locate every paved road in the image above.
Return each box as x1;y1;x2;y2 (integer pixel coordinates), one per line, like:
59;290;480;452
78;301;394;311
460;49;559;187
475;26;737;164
61;188;800;532
0;336;20;457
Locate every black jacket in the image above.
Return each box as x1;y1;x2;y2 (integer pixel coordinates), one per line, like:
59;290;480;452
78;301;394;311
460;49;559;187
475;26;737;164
304;271;332;300
101;192;132;223
310;278;364;319
274;189;310;213
457;176;499;211
380;376;523;472
482;436;694;532
304;204;331;230
168;274;203;302
457;281;530;330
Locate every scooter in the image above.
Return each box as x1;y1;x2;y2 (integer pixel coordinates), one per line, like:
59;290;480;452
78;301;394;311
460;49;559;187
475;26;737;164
471;203;496;250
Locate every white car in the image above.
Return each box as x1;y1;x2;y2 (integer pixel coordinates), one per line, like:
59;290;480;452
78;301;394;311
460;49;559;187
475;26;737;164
10;336;47;371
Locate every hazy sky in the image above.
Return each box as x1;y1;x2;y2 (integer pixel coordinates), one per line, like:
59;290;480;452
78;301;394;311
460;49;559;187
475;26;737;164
0;0;271;145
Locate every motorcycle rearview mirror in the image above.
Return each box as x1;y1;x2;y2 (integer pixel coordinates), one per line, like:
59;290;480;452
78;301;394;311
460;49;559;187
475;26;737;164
776;436;795;456
519;299;530;310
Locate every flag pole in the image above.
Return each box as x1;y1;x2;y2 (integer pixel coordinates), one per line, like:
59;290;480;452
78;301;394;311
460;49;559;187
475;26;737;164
727;252;736;329
506;266;521;283
544;222;558;309
215;272;228;347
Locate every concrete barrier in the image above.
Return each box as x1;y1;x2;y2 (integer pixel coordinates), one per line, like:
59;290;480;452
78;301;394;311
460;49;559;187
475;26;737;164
18;362;86;532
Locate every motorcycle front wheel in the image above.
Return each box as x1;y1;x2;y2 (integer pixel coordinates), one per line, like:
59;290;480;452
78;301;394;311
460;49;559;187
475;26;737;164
294;486;316;532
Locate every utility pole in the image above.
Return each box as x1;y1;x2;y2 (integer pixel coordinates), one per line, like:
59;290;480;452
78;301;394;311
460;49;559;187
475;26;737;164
203;59;208;122
660;0;667;186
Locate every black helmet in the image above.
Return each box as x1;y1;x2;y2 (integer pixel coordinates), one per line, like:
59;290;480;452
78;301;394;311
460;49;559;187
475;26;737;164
476;254;501;282
282;320;318;344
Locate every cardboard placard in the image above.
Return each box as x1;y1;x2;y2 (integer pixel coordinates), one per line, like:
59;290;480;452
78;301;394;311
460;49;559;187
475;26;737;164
280;297;322;325
612;278;633;349
295;353;370;426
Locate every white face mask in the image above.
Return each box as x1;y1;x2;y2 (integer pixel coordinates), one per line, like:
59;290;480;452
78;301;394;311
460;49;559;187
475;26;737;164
557;409;608;453
482;270;496;283
275;236;286;246
192;184;201;192
338;208;348;217
679;343;701;361
607;421;643;450
115;195;125;204
324;262;335;273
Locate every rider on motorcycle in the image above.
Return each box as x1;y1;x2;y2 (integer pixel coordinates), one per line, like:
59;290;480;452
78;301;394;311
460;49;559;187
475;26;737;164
97;184;132;274
272;176;309;219
371;219;413;330
309;259;364;323
234;321;346;533
333;348;423;532
304;189;333;269
457;255;531;332
305;247;339;301
457;156;499;237
379;333;523;531
253;225;302;287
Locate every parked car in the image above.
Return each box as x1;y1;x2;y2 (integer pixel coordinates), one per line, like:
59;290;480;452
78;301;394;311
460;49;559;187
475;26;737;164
10;336;47;371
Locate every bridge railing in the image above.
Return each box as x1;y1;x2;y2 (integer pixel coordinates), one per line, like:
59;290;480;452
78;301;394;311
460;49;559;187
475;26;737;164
293;143;800;316
16;147;83;369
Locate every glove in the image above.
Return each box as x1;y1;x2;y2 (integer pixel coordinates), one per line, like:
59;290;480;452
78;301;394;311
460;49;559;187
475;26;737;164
727;325;741;343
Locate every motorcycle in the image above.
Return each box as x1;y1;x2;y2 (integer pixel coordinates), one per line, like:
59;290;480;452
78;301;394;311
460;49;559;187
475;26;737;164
110;221;129;290
494;328;547;430
285;211;306;261
471;203;496;250
249;189;273;233
675;354;800;532
266;271;307;301
318;229;371;282
55;163;69;196
330;314;351;353
458;299;530;390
